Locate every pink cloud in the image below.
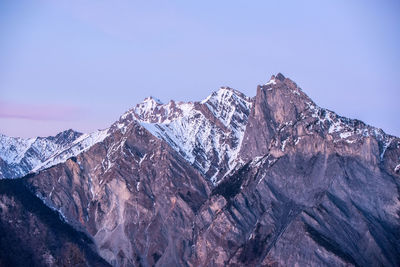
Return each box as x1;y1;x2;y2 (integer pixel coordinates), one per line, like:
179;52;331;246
0;101;83;121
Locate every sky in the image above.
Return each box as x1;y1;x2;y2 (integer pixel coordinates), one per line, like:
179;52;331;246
0;0;399;138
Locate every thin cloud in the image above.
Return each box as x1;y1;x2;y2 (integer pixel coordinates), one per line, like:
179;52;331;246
0;101;83;121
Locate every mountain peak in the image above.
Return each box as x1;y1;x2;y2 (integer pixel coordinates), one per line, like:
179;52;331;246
55;128;82;138
133;96;165;122
201;86;249;105
275;72;286;81
266;73;286;86
143;96;163;105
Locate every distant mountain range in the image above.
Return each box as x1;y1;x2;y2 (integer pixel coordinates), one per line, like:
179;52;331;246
0;73;399;266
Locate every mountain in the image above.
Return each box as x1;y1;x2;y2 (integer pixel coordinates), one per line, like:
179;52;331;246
0;73;399;266
0;128;110;179
0;129;82;178
126;88;252;184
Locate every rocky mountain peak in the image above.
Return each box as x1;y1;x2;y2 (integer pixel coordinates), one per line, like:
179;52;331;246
143;96;163;104
266;72;286;85
275;72;286;81
203;86;249;103
125;87;252;184
133;96;165;122
201;86;251;128
238;74;398;171
51;129;83;146
139;101;189;123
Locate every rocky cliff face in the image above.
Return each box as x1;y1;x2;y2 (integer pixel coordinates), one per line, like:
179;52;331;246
197;74;400;266
0;73;399;266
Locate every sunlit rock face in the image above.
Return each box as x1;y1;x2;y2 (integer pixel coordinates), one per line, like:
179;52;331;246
1;73;399;266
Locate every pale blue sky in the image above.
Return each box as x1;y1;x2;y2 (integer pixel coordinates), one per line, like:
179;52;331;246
0;0;399;137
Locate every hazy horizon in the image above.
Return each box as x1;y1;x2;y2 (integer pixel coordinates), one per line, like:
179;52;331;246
1;0;399;138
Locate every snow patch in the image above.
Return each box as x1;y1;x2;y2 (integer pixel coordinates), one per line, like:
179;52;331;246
394;164;400;173
281;138;289;152
294;137;301;145
380;139;392;161
292;90;300;96
265;78;276;85
339;132;352;139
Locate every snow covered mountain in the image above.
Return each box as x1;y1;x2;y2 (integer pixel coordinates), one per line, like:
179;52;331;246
0;128;111;179
0;130;82;178
0;87;251;183
121;87;252;183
